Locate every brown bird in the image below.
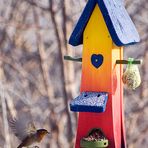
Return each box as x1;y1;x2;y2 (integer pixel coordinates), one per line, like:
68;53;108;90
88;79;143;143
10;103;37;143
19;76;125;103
9;116;50;148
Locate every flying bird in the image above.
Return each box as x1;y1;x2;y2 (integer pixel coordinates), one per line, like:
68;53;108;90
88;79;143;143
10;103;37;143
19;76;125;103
9;116;50;148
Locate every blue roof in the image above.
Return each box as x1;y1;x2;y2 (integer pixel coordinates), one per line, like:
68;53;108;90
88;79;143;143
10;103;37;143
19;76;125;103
70;92;108;113
69;0;140;46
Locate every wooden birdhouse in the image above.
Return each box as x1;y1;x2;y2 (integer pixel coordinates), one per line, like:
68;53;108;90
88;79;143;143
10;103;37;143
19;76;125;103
65;0;140;148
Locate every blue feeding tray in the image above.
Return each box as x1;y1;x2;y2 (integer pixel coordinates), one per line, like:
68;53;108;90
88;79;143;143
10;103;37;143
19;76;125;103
70;92;108;113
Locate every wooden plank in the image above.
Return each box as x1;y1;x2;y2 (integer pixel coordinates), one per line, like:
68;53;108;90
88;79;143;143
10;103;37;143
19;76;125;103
70;92;108;112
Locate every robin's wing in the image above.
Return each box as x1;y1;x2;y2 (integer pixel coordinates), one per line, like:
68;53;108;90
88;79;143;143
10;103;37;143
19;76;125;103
9;117;27;140
27;122;36;135
9;114;36;140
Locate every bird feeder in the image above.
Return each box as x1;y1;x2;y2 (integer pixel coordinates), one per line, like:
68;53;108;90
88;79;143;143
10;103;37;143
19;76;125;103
80;128;109;148
64;0;140;147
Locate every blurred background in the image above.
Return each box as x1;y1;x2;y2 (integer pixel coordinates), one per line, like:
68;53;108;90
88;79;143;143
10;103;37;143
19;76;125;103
0;0;147;148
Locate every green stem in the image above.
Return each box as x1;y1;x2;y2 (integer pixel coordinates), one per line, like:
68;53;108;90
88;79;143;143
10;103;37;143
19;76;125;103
116;59;142;64
64;56;82;62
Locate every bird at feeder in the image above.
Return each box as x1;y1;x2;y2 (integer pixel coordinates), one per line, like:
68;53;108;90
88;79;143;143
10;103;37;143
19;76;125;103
9;117;50;148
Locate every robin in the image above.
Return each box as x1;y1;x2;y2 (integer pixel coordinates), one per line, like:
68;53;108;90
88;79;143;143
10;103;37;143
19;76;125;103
9;117;50;148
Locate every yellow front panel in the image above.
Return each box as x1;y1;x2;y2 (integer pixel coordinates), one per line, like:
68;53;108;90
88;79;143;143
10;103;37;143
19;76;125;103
81;4;112;92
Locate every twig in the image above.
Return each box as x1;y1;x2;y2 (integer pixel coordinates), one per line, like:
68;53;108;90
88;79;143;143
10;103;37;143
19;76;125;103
32;5;55;100
0;55;45;96
61;0;67;51
0;86;11;148
49;0;73;142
